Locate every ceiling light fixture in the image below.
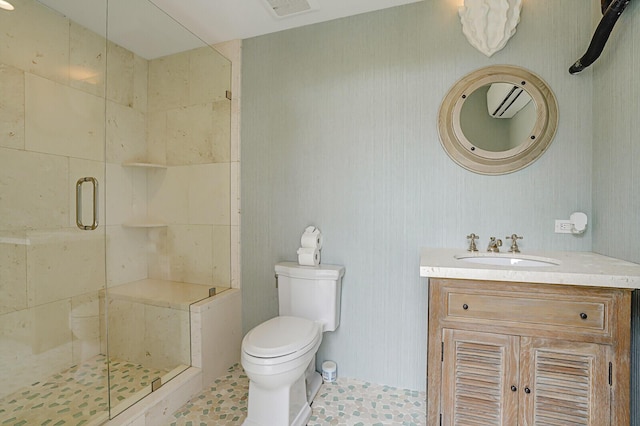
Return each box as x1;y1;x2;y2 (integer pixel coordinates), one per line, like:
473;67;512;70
0;0;15;11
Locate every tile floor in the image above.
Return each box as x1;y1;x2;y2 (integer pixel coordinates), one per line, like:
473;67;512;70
0;355;170;426
170;364;427;425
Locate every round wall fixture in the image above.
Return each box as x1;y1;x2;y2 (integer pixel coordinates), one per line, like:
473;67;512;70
438;65;558;175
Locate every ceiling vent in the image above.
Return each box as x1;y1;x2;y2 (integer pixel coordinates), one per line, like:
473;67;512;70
486;82;532;119
262;0;319;18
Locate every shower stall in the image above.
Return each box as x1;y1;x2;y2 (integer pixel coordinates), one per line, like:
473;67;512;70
0;0;232;423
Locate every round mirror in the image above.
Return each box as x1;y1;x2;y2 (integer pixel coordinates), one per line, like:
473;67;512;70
438;65;558;175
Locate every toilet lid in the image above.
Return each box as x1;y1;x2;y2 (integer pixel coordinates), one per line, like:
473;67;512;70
243;316;320;358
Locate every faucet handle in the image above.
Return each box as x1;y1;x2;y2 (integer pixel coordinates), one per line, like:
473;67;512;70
487;237;502;252
467;233;479;252
506;234;523;253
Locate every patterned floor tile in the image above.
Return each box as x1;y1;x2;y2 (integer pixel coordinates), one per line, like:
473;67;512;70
171;364;426;425
0;355;168;426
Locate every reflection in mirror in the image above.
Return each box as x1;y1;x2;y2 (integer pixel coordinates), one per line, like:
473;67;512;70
460;83;535;152
438;65;558;175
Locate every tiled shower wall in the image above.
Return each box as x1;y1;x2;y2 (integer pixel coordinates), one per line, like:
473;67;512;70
0;0;232;396
0;0;111;398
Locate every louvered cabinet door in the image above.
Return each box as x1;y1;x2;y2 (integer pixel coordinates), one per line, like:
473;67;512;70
441;329;520;425
518;337;610;425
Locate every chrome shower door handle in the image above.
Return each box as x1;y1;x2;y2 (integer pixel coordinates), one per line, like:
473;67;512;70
76;177;99;230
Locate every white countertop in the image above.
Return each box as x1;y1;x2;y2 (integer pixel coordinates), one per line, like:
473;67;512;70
420;248;640;289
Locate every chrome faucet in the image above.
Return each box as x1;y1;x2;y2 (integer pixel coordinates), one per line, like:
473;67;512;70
487;237;502;253
506;234;523;253
467;233;479;252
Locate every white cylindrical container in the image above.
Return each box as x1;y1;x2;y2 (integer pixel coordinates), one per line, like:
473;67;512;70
322;360;337;383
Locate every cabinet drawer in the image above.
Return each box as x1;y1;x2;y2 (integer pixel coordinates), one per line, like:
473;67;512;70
448;292;606;331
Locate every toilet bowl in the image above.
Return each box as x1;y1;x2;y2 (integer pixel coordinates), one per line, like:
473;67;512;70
241;316;323;426
240;262;345;426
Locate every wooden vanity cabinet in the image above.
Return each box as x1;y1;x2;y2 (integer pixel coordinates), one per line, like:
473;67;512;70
427;279;632;426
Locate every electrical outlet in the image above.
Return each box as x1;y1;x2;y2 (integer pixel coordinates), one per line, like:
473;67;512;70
555;220;573;234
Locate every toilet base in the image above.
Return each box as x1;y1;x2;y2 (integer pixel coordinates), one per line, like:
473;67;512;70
305;365;322;403
242;373;312;426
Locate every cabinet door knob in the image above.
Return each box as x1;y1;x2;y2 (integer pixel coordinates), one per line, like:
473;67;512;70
511;385;517;392
462;304;469;310
580;312;588;320
524;387;531;394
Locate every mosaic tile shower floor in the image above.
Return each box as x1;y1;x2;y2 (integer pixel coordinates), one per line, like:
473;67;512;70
0;355;168;426
171;364;426;425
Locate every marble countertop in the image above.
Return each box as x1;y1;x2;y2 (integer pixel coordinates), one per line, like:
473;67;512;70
420;248;640;289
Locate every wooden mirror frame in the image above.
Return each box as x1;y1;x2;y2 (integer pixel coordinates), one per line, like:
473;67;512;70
438;65;558;175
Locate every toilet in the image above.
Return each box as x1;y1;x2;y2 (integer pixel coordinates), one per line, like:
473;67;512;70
241;261;345;426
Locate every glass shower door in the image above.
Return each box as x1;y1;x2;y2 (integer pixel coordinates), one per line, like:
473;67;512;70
0;0;109;424
103;0;232;417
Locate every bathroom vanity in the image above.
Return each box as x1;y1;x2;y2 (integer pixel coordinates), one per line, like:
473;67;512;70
420;248;640;426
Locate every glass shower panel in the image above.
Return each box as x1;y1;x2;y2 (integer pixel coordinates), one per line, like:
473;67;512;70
104;0;232;417
0;0;109;424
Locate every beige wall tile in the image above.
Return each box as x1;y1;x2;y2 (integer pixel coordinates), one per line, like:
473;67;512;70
133;54;149;113
69;22;106;97
189;46;231;105
0;148;68;230
106;299;145;363
106;225;148;287
147;166;189;224
25;74;105;162
166;103;221;165
230;225;240;289
0;231;28;314
230;98;240;162
31;299;73;353
148;52;189;112
212;225;230;286
188;163;230;225
148;225;213;285
212;100;231;163
230;161;240;227
193;289;241;385
163;99;231;166
106;100;147;163
147;110;167;164
0;64;25;150
26;228;105;306
0;0;69;84
105;164;148;226
106;41;134;107
143;305;190;370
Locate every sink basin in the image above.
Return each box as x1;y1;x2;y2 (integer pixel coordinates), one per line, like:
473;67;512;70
454;254;560;267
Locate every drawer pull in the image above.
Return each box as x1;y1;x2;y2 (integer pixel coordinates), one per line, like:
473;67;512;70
524;387;531;394
580;312;588;320
511;385;517;392
462;304;469;310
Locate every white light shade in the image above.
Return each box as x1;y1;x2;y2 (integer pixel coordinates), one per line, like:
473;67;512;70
0;0;14;10
459;0;522;57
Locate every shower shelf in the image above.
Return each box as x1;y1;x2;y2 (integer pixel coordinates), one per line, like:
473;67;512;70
122;162;167;169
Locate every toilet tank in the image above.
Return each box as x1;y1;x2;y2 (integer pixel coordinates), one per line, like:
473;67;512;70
275;262;345;332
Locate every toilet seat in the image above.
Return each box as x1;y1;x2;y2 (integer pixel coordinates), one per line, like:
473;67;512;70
242;316;321;364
